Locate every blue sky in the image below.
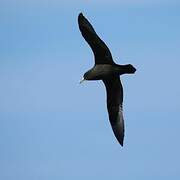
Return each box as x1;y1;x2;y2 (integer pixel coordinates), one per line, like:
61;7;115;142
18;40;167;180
0;1;180;179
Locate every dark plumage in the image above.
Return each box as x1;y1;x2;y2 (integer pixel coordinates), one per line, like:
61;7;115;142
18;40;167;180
78;13;136;146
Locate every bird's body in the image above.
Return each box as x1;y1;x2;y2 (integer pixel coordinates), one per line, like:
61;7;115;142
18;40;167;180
78;13;136;146
84;64;136;81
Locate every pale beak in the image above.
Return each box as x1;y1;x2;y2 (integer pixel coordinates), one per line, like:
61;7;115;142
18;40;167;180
79;77;86;84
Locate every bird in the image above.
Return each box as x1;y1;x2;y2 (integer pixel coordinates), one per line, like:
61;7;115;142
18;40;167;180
78;13;136;146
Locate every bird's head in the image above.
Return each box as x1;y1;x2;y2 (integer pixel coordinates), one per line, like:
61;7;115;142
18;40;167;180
79;71;90;84
79;68;97;83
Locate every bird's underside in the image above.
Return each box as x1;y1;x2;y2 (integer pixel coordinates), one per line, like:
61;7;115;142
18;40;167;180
78;13;130;146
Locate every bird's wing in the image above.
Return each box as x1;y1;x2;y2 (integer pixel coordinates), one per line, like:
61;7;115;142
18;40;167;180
103;76;124;146
78;13;115;65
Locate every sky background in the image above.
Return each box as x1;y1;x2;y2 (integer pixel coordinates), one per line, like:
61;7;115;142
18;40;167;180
0;0;180;179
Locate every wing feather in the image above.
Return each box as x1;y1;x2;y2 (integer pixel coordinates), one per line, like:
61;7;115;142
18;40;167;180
78;13;115;65
103;76;124;146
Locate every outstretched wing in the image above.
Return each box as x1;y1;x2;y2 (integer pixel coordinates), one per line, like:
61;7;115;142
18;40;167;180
78;13;115;65
103;76;124;146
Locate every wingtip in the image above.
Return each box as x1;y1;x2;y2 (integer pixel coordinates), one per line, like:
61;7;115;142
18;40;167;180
112;127;124;146
120;140;124;147
118;137;124;147
78;13;84;25
78;12;84;19
112;125;124;147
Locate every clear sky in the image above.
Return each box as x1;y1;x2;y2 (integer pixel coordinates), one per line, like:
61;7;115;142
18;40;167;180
0;0;180;179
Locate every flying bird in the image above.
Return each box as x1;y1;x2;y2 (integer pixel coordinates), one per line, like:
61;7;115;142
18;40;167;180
78;13;136;146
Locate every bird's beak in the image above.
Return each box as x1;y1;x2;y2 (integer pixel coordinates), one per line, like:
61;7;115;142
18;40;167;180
79;77;86;84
